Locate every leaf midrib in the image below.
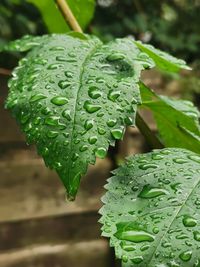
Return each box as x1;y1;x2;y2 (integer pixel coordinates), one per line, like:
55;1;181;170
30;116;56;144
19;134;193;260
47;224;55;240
66;40;102;190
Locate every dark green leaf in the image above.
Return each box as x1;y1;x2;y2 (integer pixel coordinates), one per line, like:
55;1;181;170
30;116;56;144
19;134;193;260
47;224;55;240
4;33;154;199
140;83;200;154
100;148;200;266
134;41;191;72
27;0;95;33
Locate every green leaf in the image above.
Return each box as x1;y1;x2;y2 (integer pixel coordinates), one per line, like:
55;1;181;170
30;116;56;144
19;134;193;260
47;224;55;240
4;33;154;199
134;40;191;72
27;0;95;33
140;83;200;154
100;148;200;266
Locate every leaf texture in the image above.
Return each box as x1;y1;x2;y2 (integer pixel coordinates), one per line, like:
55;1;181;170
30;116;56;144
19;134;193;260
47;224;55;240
4;33;154;199
100;148;200;266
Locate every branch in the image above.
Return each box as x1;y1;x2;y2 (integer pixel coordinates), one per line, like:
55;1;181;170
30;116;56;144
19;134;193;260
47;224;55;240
55;0;83;33
136;112;164;149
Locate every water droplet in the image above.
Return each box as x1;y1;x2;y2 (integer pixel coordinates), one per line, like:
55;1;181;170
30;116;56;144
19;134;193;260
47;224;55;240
173;158;188;164
95;147;106;159
108;90;121;102
106;119;117;127
88;136;97;144
194;231;200;241
47;63;63;70
98;127;106;135
84;119;94;130
122;255;128;263
47;131;58;138
84;100;101;113
138;185;168;199
188;155;200;163
65;71;73;78
131;256;143;264
106;53;125;61
58;80;71;89
124;116;133;126
111;128;123;139
183;215;197;227
88;86;102;99
79;145;88;152
138;163;158;170
62;109;72;121
45;116;59;126
30;93;46;103
20;112;30;124
140;244;150;251
51;96;68;106
179;250;192;262
114;223;155;243
120;241;135;251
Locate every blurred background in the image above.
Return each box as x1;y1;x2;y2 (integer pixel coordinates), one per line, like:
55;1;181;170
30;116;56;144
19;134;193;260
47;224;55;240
0;0;199;266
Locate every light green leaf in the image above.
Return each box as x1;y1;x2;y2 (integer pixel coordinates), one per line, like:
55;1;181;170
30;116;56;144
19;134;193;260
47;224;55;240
27;0;95;33
100;148;200;266
139;83;200;154
4;33;154;199
134;40;191;72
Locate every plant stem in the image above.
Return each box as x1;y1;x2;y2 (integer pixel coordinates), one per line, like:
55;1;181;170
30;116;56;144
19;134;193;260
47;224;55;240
55;0;83;33
136;112;164;149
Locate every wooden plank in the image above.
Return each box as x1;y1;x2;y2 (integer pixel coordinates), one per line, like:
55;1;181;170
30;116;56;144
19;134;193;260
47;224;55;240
0;147;111;222
0;239;111;267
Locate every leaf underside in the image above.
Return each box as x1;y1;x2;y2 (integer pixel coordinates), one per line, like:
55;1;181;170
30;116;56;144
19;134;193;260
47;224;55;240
140;83;200;154
4;33;155;198
100;148;200;267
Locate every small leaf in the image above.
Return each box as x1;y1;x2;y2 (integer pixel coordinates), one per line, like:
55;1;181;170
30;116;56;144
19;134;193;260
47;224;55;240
28;0;95;33
4;33;154;199
134;40;191;72
140;83;200;154
100;148;200;266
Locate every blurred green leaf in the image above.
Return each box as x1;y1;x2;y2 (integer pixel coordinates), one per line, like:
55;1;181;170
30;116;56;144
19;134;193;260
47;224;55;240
27;0;95;33
140;83;200;153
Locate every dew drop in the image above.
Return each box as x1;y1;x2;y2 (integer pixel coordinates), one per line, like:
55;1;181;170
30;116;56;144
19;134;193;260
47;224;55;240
84;119;94;130
51;96;68;106
79;145;88;152
138;185;168;199
84;100;101;113
173;158;188;164
62;109;72;121
65;71;73;78
88;136;97;144
188;155;200;163
58;80;71;89
106;53;125;61
183;215;197;227
111;128;123;139
47;131;58;138
108;90;121;102
179;250;192;262
194;231;200;241
114;223;155;243
107;119;117;127
95;147;106;159
138;163;158;170
88;86;102;99
45;116;59;126
131;256;143;264
30;93;46;103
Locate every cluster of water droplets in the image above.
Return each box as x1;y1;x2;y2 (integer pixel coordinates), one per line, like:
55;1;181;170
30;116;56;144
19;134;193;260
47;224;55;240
101;148;200;266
